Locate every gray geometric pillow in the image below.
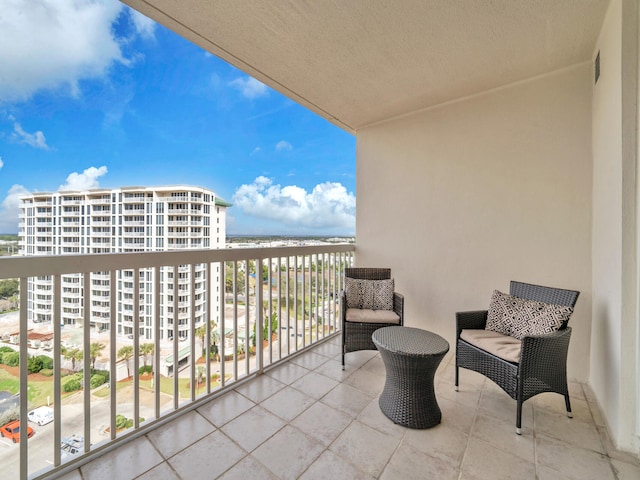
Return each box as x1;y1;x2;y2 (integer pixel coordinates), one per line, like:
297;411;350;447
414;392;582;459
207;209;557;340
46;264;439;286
344;278;394;311
486;290;573;340
370;279;394;311
344;277;365;309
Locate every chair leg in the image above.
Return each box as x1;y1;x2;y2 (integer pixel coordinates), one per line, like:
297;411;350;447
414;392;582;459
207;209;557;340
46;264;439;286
516;399;523;435
565;393;573;418
454;364;459;392
341;328;346;370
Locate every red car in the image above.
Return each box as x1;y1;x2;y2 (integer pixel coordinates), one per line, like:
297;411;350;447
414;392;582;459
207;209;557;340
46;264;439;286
0;420;34;443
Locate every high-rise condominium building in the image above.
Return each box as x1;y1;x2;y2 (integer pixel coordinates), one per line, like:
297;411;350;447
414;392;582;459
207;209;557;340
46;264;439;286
19;186;229;341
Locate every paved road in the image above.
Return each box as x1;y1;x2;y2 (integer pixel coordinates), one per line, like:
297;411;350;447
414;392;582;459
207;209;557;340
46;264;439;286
0;391;163;479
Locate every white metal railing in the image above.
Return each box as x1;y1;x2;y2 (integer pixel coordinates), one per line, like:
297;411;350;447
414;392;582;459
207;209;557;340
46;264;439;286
0;244;354;479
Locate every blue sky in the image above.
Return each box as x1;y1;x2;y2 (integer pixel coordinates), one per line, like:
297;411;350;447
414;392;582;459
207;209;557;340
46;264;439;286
0;0;355;235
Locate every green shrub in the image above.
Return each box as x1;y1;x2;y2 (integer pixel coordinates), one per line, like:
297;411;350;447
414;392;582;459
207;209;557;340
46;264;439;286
138;365;152;375
27;356;43;373
2;351;19;367
62;378;81;393
115;414;145;430
0;346;14;354
39;368;53;377
92;369;110;382
36;355;53;370
90;374;106;389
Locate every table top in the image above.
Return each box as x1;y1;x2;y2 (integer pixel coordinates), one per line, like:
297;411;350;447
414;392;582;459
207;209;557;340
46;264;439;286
372;326;449;357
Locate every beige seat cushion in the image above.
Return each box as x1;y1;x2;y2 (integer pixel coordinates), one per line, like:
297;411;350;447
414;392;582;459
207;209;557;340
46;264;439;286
345;308;400;324
460;329;521;363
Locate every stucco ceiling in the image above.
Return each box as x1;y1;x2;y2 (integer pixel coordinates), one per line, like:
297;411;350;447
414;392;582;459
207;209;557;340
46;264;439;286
122;0;610;133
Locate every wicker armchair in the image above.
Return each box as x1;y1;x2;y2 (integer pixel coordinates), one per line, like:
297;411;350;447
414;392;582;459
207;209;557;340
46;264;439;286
341;268;404;369
455;281;579;434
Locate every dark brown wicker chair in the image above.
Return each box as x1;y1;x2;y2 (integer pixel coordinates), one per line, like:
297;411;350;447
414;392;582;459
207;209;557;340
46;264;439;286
341;268;404;369
455;280;579;434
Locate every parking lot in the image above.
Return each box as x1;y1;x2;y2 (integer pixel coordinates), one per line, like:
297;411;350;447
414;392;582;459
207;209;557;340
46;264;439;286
0;387;166;478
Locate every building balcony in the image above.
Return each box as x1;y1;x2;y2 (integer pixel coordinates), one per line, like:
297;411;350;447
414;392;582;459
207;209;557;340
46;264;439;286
27;338;640;480
3;241;640;480
62;209;81;216
122;196;145;203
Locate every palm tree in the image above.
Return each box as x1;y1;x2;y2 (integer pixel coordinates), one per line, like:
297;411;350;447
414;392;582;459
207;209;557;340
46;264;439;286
117;345;134;379
211;329;221;361
62;346;83;372
195;323;208;358
195;321;218;359
140;343;154;373
89;342;105;370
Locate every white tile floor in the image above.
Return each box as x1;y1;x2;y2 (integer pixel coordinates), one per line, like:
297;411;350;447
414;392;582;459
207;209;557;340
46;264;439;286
54;337;640;480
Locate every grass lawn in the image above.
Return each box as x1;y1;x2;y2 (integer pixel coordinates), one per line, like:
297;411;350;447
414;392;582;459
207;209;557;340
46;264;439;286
92;374;223;399
0;367;55;407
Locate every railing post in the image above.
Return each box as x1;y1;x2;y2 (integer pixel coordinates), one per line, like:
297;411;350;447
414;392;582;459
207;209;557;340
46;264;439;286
256;257;263;374
19;276;28;479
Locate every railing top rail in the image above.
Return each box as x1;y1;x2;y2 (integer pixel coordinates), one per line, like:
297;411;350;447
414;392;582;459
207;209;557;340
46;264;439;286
0;243;355;279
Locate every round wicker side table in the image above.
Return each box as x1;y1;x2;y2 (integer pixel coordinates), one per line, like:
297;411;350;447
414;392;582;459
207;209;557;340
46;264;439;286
372;326;449;429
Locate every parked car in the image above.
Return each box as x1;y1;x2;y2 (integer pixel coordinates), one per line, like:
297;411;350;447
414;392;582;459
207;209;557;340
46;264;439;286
27;406;54;426
0;420;34;443
61;434;84;459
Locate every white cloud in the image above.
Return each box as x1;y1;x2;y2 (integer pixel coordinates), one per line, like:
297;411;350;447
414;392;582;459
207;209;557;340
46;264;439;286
10;120;49;149
0;157;3;170
0;184;29;233
232;176;355;233
275;140;293;151
0;165;108;231
129;8;156;40
59;166;108;191
0;0;139;103
229;77;269;99
251;147;261;156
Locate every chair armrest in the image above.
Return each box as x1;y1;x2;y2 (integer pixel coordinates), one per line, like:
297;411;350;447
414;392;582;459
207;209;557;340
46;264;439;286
455;310;488;338
393;292;404;325
519;327;572;377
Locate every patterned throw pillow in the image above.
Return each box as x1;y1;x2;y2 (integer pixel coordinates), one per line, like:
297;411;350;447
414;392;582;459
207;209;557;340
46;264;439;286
370;279;394;311
485;290;573;340
344;278;395;311
344;277;365;309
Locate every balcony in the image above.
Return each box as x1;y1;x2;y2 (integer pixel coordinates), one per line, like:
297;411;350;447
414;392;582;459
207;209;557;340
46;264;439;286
3;244;637;480
22;338;640;479
0;1;637;478
0;244;353;479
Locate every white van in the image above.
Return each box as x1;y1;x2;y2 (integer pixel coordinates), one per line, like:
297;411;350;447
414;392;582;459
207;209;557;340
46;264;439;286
27;406;54;426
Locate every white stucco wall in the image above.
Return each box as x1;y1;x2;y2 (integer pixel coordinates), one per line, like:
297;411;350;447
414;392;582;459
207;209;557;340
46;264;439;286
356;64;593;380
591;0;623;447
591;0;639;455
